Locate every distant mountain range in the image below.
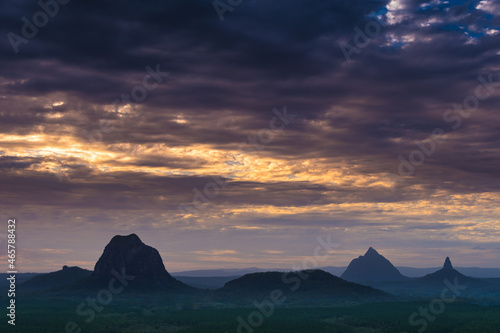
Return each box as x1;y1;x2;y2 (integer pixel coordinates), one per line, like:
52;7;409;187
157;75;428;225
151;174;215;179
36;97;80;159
16;237;500;304
337;250;499;301
170;266;500;279
14;264;498;289
171;265;500;279
396;266;500;278
16;235;390;304
173;275;241;289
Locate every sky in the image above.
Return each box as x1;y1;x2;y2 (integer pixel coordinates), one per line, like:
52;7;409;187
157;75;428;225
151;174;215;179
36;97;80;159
1;0;499;273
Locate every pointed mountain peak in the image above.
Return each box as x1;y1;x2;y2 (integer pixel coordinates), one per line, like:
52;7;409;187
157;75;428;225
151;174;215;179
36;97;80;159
417;256;478;285
365;247;379;256
443;257;453;270
341;247;407;282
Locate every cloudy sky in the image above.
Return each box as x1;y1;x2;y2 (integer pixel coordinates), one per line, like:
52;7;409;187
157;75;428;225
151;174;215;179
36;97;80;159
1;0;499;272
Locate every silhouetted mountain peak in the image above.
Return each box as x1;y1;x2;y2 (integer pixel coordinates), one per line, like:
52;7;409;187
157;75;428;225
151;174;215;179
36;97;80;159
86;234;189;290
443;257;453;270
416;256;486;286
108;233;143;247
365;247;379;256
341;248;407;282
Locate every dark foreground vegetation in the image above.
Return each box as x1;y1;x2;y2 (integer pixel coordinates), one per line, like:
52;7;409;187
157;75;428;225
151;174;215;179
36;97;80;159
3;295;500;333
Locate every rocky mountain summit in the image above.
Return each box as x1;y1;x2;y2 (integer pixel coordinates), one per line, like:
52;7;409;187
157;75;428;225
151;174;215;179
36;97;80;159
341;247;408;282
86;233;189;290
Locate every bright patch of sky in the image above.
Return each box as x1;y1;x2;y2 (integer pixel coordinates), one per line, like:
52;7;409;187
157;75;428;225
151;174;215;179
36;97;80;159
377;0;499;48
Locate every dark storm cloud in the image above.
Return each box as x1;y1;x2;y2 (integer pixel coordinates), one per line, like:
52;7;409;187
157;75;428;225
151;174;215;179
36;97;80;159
0;155;34;169
0;0;384;109
1;0;499;210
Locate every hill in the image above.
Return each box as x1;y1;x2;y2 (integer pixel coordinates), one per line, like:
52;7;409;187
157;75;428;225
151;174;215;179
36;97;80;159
175;275;241;289
219;269;390;304
415;257;486;287
20;266;92;292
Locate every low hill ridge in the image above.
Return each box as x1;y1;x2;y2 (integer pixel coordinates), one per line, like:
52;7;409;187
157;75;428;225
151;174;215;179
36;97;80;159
20;266;92;291
220;269;389;301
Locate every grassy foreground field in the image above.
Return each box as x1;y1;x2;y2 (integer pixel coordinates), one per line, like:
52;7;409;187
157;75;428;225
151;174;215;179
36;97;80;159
2;296;500;332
